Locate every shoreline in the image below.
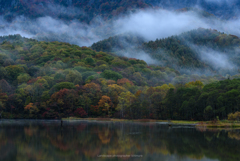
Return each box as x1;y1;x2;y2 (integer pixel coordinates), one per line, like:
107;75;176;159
1;118;240;129
62;117;199;126
62;117;240;128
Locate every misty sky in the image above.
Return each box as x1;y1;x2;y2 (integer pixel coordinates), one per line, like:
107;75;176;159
0;4;240;73
0;7;239;46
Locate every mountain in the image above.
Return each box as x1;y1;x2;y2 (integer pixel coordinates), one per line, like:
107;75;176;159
145;0;240;19
92;28;240;75
91;33;146;53
0;35;240;120
142;28;240;74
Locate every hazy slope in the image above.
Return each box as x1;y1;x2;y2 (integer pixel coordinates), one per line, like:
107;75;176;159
92;28;240;75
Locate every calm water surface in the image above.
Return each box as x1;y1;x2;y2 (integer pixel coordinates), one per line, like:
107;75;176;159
0;120;239;161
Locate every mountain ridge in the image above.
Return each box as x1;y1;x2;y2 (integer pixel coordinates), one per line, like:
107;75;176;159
91;28;240;75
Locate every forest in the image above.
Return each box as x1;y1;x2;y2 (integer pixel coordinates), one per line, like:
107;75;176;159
0;34;240;120
92;28;240;75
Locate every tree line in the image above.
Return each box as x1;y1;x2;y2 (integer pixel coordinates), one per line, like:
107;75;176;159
0;34;239;120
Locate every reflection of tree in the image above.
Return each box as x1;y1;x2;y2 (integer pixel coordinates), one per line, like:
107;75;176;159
0;122;240;161
228;131;240;140
98;128;111;144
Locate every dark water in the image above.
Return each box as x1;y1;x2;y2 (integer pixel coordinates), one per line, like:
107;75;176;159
0;120;240;161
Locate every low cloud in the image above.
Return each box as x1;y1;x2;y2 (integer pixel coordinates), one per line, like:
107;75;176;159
0;7;240;72
0;8;240;46
114;9;240;41
0;16;107;46
118;49;160;65
195;46;236;70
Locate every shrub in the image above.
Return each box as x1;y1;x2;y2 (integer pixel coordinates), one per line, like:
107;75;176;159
228;111;240;121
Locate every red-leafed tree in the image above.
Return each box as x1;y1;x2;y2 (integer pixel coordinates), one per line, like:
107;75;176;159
49;88;79;118
117;78;134;86
98;95;113;117
74;108;87;118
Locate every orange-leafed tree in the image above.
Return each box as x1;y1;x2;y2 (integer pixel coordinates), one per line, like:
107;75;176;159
24;103;39;117
107;80;116;85
117;78;134;86
83;82;101;93
98;95;113;117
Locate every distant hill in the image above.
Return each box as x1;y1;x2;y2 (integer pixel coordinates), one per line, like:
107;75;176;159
0;34;233;119
92;28;240;75
145;0;240;19
91;33;146;52
142;28;240;72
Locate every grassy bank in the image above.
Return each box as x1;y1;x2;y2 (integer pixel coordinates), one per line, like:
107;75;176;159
62;117;200;125
196;120;240;128
62;117;240;129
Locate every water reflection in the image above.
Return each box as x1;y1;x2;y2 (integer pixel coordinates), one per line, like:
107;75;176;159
0;120;239;161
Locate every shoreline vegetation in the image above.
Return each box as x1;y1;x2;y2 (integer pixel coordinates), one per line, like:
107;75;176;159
62;117;240;128
1;33;240;122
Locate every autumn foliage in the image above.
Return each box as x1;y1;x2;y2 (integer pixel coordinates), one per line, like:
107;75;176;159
117;78;134;86
0;34;240;120
74;108;87;118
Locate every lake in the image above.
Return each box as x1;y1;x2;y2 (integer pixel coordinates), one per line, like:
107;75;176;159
0;120;239;161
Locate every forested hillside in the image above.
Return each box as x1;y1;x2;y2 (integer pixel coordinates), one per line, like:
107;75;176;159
143;28;240;74
91;33;146;52
92;28;240;75
0;35;239;120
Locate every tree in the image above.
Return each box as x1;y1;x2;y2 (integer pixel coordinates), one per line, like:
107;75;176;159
0;67;7;79
0;79;11;93
98;95;113;117
0;91;8;118
24;103;39;118
100;70;123;81
74;108;87;118
185;80;204;89
83;83;101;93
116;91;136;118
53;82;76;91
204;105;213;120
17;73;31;84
65;70;83;85
156;83;174;94
132;72;147;86
5;65;25;81
117;78;134;86
50;88;79;118
107;84;127;108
